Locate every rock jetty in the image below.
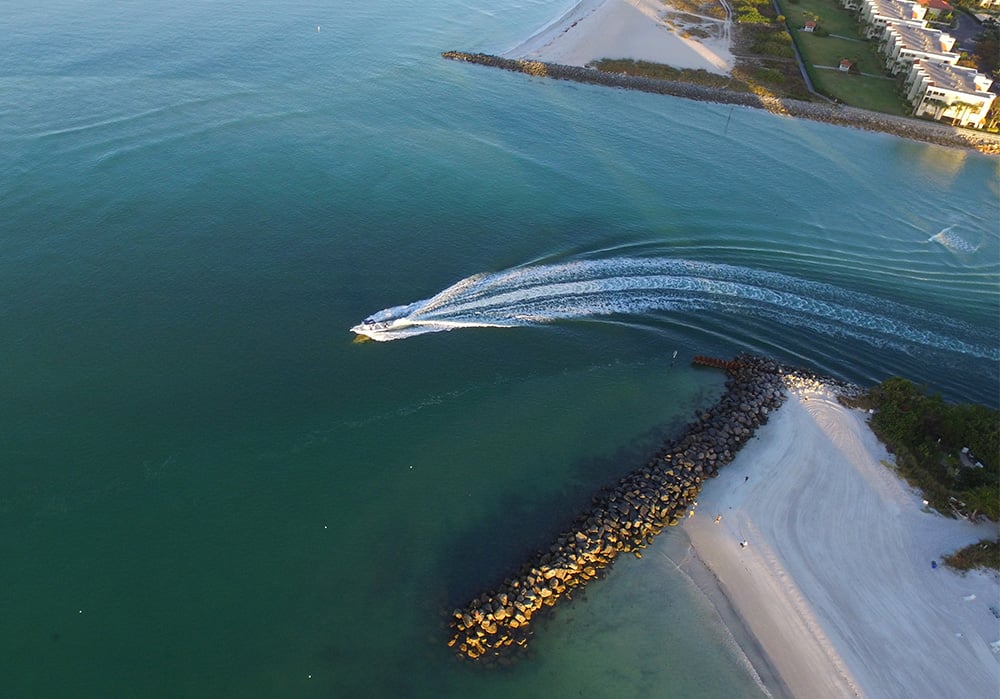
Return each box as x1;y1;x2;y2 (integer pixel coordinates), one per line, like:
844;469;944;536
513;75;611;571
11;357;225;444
448;354;833;663
441;52;1000;155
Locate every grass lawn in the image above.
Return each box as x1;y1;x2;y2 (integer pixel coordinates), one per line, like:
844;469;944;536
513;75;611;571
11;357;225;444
776;0;911;114
784;0;860;36
811;71;910;114
797;33;875;71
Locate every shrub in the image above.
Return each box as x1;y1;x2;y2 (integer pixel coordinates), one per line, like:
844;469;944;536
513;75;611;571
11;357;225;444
943;539;1000;572
867;377;1000;522
752;30;795;57
753;67;785;83
737;8;771;23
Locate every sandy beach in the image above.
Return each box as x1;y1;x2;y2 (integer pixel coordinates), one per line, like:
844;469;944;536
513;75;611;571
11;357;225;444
504;0;734;74
682;381;1000;698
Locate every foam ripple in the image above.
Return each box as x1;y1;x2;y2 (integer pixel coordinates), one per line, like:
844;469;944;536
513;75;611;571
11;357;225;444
352;257;997;360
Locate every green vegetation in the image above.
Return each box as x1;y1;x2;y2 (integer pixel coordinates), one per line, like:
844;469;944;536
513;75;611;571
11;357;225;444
812;70;909;113
789;1;859;35
949;0;1000;23
985;98;1000;132
589;59;747;89
733;0;778;23
796;34;869;69
665;0;728;19
774;0;909;114
862;377;999;572
594;2;814;102
973;22;1000;77
591;55;813;101
866;377;999;523
593;0;981;119
944;539;1000;572
750;28;796;58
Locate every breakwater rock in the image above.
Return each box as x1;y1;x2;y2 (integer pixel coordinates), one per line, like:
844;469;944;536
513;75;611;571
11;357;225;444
448;354;797;663
441;52;1000;155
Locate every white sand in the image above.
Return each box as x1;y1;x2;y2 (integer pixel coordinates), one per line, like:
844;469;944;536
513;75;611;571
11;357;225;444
684;384;1000;698
504;0;734;75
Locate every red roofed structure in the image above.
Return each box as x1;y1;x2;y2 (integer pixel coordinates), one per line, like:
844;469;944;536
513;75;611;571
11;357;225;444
916;0;953;15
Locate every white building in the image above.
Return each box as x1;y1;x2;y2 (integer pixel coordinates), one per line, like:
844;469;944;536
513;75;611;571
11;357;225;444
881;22;959;75
860;0;927;39
905;60;996;128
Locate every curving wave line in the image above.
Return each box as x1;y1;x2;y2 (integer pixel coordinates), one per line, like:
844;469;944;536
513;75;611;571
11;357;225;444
350;258;997;359
929;226;980;254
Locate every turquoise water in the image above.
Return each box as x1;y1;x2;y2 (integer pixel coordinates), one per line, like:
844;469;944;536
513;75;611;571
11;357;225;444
2;1;997;696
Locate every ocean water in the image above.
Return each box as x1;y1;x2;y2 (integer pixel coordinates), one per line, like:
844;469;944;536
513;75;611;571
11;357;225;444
2;1;997;697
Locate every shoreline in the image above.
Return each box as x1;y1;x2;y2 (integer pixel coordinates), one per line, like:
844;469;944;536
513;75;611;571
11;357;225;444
683;378;1000;698
502;0;734;75
442;52;1000;154
666;532;795;699
442;354;999;695
448;355;790;661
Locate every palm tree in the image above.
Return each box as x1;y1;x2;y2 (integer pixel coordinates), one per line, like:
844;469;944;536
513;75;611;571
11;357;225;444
950;101;979;128
984;98;1000;132
917;95;948;120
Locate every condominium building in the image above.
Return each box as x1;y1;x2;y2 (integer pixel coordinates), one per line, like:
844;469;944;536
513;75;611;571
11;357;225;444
881;22;959;74
860;0;928;38
905;60;996;128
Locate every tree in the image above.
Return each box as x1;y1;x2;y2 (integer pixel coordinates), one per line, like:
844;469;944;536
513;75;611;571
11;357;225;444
918;96;948;120
964;486;1000;521
984;98;1000;132
974;24;1000;75
956;51;977;69
950;101;978;127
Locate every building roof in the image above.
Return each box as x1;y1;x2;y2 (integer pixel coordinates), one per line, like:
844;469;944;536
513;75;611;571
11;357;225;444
917;60;994;95
887;22;955;54
917;0;953;11
867;0;926;20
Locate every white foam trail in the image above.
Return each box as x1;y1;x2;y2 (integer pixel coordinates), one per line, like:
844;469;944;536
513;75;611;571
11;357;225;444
929;226;980;253
351;258;997;359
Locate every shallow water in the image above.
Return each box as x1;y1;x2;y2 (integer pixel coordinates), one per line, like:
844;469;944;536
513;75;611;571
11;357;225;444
2;1;997;696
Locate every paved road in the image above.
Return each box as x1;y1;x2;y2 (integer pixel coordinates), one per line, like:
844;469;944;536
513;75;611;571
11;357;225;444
946;12;985;54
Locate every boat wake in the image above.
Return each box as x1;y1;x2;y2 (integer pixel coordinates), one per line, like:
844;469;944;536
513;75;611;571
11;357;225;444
351;258;996;360
929;226;980;254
